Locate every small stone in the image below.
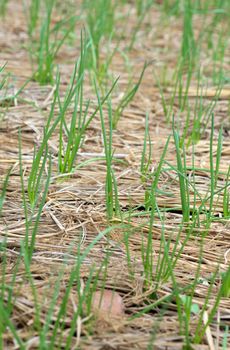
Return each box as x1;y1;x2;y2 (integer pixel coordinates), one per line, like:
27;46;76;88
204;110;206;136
92;289;124;318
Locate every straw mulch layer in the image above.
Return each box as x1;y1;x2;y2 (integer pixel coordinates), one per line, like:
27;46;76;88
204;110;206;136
0;1;229;349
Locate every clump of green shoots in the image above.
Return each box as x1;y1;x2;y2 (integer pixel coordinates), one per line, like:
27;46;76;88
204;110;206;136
0;0;8;17
153;57;193;125
26;0;76;84
83;0;115;70
45;224;125;348
19;131;52;262
128;0;154;50
0;64;18;112
58;36;119;174
0;244;22;349
94;36;122;91
211;28;227;85
28;34;118;206
171;111;228;229
58;35;88;174
27;67;60;207
181;0;196;65
135;0;145;16
185;73;223;147
95;85;121;220
0;223;122;348
205;0;230;50
156;0;181;16
0;66;29;112
155;56;223;146
192;266;226;345
28;0;40;36
174;245;227;348
142;136;170;286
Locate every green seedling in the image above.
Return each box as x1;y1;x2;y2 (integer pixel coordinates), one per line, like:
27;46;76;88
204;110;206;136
48;224;125;349
95;82;121;219
135;0;145;16
19;130;52;262
0;300;25;349
28;0;40;35
142;136;170;286
27;0;76;84
83;0;115;70
212;28;227;85
140;112;152;182
0;0;8;17
21;243;43;333
27;69;59;207
185;72;222;147
193;79;223;145
154;152;208;287
27;35;119;196
58;34;88;174
178;240;203;347
181;0;196;64
0;63;31;112
154;58;192;124
154;228;226;348
58;35;119;174
0;168;10;217
22;0;41;37
38;244;100;347
32;0;55;84
173;128;190;223
160;0;181;16
205;0;229;50
113;63;147;128
177;57;194;112
92;34;122;92
221;267;230;298
0;244;22;349
193;266;224;345
128;0;154;50
0;63;8;90
223;166;230;218
207;113;223;226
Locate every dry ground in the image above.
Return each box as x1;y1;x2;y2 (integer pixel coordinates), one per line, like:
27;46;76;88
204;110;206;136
0;1;229;349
